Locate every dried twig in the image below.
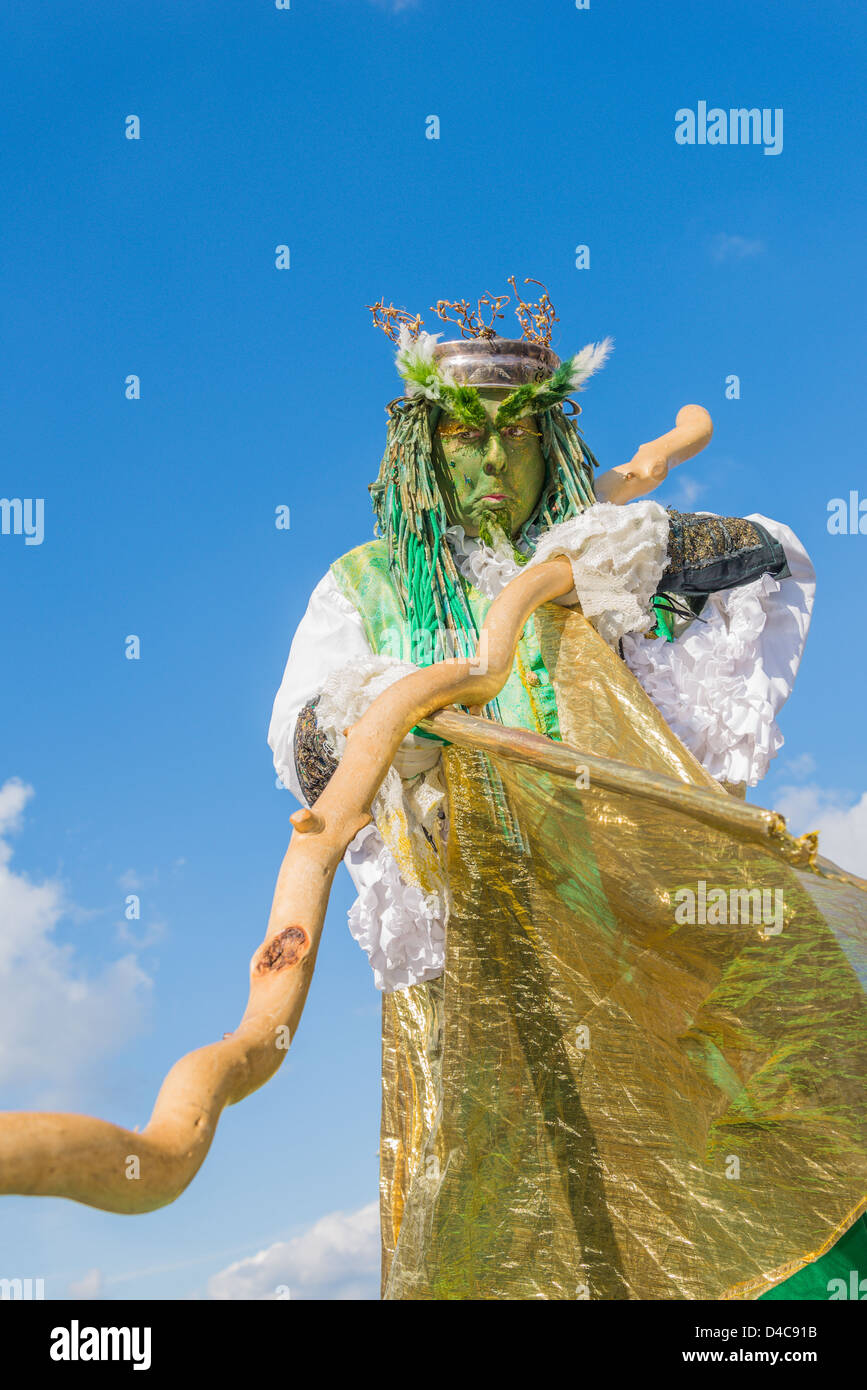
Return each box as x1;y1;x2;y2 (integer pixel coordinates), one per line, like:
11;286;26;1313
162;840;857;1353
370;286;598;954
431;292;511;339
367;301;425;344
476;292;510;338
431;298;479;338
508;276;559;345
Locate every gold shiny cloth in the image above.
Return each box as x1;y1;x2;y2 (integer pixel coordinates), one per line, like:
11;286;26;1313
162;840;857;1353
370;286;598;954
379;608;867;1299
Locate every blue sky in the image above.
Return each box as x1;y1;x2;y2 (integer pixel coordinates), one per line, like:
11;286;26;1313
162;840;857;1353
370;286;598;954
1;0;865;1299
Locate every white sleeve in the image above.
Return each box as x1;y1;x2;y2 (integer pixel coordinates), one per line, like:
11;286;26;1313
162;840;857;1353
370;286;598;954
268;571;443;801
744;513;816;713
527;500;671;646
621;514;816;787
267;570;372;803
267;570;447;993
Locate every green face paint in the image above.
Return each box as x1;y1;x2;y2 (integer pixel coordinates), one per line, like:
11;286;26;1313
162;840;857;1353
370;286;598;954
433;388;546;538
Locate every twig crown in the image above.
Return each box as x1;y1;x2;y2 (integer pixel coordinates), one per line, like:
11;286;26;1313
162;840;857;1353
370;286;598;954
367;278;561;346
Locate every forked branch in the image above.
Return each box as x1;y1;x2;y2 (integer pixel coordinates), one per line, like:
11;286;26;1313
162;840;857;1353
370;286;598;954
0;558;576;1213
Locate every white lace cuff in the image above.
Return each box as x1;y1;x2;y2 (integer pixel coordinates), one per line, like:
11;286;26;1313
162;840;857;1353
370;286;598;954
316;654;420;755
526;500;670;646
345;823;447;992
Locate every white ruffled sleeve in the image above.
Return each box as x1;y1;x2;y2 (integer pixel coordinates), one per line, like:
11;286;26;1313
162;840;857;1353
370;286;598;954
345;823;447;992
267;570;371;802
527;500;671;646
621;515;815;787
268;573;441;797
267;572;447;992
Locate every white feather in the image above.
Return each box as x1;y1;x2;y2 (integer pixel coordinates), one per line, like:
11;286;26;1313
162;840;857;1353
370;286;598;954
566;336;614;389
395;326;448;400
395;326;441;373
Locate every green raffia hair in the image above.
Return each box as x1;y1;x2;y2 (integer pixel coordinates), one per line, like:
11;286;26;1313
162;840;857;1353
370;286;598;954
368;397;599;670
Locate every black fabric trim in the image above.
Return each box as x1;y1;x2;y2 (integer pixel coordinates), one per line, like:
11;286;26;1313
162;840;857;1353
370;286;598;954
293;695;339;806
658;511;790;597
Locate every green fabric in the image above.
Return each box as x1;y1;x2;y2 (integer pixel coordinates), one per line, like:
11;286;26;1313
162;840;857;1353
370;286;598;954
650;595;676;643
329;539;562;742
409;724;451;744
759;1213;867;1301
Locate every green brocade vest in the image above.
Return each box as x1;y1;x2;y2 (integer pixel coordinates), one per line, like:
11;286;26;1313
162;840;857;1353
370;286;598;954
329;538;563;740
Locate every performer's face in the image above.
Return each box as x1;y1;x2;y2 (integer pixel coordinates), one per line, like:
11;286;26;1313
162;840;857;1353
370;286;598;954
433;389;546;538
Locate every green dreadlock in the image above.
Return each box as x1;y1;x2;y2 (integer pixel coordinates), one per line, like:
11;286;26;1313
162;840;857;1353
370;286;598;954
369;397;599;671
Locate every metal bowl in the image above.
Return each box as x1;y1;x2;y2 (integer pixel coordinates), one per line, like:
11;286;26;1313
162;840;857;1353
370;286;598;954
432;337;560;388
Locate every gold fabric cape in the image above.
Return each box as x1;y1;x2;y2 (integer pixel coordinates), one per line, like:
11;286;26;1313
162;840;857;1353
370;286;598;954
377;607;867;1299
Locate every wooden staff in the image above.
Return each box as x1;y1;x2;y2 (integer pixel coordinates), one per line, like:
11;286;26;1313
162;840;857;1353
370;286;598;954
594;404;713;504
0;558;576;1213
0;548;832;1213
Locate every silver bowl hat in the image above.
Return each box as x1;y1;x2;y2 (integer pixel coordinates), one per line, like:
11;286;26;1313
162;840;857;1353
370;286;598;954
430;336;562;389
394;324;613;428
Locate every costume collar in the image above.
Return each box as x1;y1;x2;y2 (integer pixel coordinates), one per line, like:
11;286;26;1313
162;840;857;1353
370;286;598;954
444;523;542;600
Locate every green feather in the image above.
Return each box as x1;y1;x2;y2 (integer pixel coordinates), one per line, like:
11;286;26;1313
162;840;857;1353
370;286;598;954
495;357;577;426
440;383;487;428
494;382;538;424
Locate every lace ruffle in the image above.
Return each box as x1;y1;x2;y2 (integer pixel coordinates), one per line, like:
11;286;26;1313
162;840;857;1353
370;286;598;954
622;573;785;787
345;824;447;992
444;524;523;599
527;502;670;646
446;504;669;647
315;655;450;990
315;654;420;758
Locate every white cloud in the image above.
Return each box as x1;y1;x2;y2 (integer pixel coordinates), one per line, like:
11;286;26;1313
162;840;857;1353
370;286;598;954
780;752;817;780
207;1202;380;1301
668;474;707;508
710;233;766;263
0;779;152;1094
116;916;167;950
0;777;31;835
775;783;867;878
68;1268;103;1300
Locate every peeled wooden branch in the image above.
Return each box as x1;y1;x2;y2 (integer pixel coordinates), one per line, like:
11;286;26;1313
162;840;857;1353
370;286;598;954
0;557;577;1213
594;404;713;505
417;709;818;866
